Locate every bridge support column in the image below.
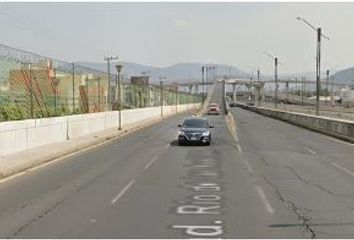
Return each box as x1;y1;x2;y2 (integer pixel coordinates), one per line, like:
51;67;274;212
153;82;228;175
195;84;199;94
188;84;193;94
232;84;237;101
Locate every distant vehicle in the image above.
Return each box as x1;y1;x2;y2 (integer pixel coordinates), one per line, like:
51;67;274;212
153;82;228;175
177;117;213;146
207;103;220;115
229;102;237;107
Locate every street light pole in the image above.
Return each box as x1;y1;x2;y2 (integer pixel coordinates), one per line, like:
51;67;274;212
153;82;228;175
301;76;304;105
205;66;209;96
263;51;280;109
316;28;321;115
297;17;329;115
201;66;205;99
115;64;123;130
175;84;178;113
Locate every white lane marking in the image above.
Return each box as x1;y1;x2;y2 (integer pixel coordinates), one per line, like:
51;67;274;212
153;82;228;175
111;179;135;205
331;162;354;177
236;144;255;174
236;144;242;153
255;186;275;214
304;147;316;155
165;143;170;148
144;156;158;170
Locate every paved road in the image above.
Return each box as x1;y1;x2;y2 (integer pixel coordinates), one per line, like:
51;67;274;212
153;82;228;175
230;106;354;238
0;83;353;238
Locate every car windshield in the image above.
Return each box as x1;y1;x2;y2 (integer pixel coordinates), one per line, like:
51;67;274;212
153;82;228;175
182;119;208;128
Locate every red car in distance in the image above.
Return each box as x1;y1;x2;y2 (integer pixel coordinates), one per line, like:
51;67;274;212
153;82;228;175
207;103;220;115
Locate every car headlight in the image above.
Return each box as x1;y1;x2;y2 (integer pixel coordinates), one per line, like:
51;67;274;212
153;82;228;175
202;131;210;136
179;131;186;136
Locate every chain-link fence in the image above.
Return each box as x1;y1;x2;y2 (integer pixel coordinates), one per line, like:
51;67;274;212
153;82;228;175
0;44;202;122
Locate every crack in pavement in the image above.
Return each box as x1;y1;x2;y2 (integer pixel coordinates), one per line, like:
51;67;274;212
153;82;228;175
262;174;316;239
285;165;354;202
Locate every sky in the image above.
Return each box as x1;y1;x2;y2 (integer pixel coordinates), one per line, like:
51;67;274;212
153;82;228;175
1;2;354;75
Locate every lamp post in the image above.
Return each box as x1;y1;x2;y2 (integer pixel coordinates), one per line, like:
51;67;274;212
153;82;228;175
263;51;279;109
325;70;330;106
115;64;123;130
175;84;178;113
297;17;330;115
301;76;304;105
201;66;205;99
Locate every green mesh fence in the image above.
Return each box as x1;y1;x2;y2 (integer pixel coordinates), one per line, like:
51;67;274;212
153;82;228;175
0;44;202;122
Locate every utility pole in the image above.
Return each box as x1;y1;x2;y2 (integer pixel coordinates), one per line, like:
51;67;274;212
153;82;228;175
331;75;335;107
301;76;304;105
201;66;205;99
115;64;123;130
295;77;298;96
325;70;329;106
206;66;209;95
104;56;118;110
175;84;178;113
297;17;329;116
263;51;280;109
316;28;321;115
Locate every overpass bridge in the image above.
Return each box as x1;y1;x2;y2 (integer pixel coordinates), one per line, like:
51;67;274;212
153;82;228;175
177;77;353;94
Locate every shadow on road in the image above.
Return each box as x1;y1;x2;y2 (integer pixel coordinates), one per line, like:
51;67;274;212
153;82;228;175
169;140;211;147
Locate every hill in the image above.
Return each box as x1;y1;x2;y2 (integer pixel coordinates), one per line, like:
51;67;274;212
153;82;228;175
77;61;247;84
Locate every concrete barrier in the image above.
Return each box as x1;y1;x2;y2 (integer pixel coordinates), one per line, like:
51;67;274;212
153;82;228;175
0;103;199;157
234;102;354;143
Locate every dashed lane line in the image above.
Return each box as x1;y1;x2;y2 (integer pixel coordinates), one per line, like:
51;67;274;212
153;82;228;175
111;179;135;205
304;147;316;155
144;156;158;170
331;162;354;177
255;186;275;214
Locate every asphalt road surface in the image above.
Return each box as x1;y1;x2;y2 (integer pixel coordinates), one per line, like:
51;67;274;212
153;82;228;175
0;83;354;238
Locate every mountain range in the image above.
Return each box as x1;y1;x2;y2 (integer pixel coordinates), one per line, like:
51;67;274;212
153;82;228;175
77;61;354;87
332;67;354;86
77;61;248;84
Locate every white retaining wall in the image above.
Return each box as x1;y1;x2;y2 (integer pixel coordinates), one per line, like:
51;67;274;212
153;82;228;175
235;102;354;143
0;103;199;157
